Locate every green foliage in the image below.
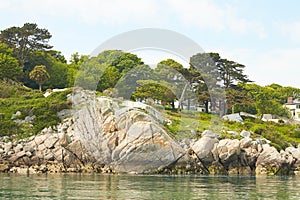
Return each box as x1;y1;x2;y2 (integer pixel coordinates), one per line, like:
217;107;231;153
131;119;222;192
131;59;188;105
47;62;68;88
218;58;251;88
0;84;72;138
133;80;176;103
225;87;255;114
98;65;121;90
0;23;299;151
250;124;266;135
189;53;222;113
75;50;144;92
29;65;50;91
0;43;21;80
241;83;295;118
164;108;300;150
67;53;88;87
0;23;52;67
0;79;31;98
22;51;70;89
48;50;67;63
115;64;153;99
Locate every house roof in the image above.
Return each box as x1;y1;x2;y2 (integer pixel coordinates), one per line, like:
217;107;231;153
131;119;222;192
285;102;300;105
285;98;300;105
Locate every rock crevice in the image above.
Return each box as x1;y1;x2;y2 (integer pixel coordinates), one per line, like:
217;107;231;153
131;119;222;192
1;90;300;175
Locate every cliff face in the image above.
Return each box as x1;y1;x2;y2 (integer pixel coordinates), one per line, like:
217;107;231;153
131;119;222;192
0;89;185;173
1;89;300;175
71;90;185;173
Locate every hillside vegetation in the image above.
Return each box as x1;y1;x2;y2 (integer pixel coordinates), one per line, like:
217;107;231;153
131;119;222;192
0;23;300;151
164;109;300;151
0;80;299;152
0;80;71;138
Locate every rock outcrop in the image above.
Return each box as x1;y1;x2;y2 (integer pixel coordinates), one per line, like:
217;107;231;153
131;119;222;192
0;89;184;174
1;89;300;175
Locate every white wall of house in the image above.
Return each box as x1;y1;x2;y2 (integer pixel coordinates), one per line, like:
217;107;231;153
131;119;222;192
285;104;300;121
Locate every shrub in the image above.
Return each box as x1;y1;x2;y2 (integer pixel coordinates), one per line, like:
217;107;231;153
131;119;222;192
0;86;72;138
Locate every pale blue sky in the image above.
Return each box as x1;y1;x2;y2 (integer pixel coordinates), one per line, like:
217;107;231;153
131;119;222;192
1;0;300;87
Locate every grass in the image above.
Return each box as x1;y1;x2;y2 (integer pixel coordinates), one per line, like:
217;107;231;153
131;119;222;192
163;109;300;150
164;110;208;139
0;80;72;139
1;79;299;150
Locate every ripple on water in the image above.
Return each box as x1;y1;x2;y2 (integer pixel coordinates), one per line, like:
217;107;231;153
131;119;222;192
0;174;300;199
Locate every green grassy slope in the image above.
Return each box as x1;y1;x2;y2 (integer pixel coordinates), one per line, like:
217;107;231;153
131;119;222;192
1;80;299;151
163;109;300;151
0;80;71;138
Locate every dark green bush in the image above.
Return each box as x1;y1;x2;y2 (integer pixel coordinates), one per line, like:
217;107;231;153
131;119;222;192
0;86;72;138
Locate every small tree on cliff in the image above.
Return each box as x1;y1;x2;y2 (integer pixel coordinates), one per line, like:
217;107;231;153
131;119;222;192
29;65;50;91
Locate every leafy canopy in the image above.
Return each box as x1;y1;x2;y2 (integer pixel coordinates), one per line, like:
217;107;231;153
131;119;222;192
0;42;21;80
0;23;52;67
29;65;50;91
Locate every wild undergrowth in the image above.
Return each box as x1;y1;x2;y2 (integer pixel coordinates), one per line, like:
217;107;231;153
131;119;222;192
0;81;72;139
163;109;300;151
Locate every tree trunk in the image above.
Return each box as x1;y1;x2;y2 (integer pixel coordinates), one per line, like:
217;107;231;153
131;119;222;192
219;100;226;117
171;101;175;110
260;113;264;120
39;84;42;91
204;101;209;113
178;83;188;113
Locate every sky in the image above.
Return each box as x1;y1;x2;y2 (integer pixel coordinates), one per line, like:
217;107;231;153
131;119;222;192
0;0;300;87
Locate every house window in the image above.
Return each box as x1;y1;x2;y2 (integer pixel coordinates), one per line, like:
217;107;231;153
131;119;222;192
291;109;295;116
297;105;300;109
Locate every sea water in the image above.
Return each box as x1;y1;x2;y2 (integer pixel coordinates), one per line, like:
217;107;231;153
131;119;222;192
0;173;300;199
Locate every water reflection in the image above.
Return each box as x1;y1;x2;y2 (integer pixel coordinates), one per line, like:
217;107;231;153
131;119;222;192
0;174;299;199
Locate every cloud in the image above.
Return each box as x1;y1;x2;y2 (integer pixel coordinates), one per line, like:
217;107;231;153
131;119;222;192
244;48;300;87
1;0;266;37
164;0;225;31
225;6;266;38
165;0;266;38
280;21;300;44
207;46;300;87
0;0;161;25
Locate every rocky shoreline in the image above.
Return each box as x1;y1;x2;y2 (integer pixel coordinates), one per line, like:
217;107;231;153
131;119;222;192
1;90;300;175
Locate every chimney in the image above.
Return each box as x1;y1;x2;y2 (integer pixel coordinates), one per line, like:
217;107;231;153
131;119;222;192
287;97;293;104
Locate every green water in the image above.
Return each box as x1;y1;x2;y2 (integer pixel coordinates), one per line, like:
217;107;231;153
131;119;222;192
0;174;299;199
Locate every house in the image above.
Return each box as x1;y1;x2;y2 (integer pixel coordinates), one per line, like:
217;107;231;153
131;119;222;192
284;97;300;121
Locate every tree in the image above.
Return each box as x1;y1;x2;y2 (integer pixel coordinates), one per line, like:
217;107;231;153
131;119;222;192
225;85;255;114
0;23;52;67
157;59;191;111
133;80;176;105
0;42;21;80
48;50;67;63
75;50;144;92
267;84;300;104
243;83;291;118
99;51;144;91
70;52;81;64
22;51;68;89
189;52;222;113
67;53;88;87
47;62;68;88
189;52;251;115
111;51;144;73
98;65;121;90
116;64;153;99
29;65;50;91
218;58;251;88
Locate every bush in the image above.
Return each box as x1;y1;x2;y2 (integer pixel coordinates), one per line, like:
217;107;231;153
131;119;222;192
250;124;266;135
0;86;72;138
